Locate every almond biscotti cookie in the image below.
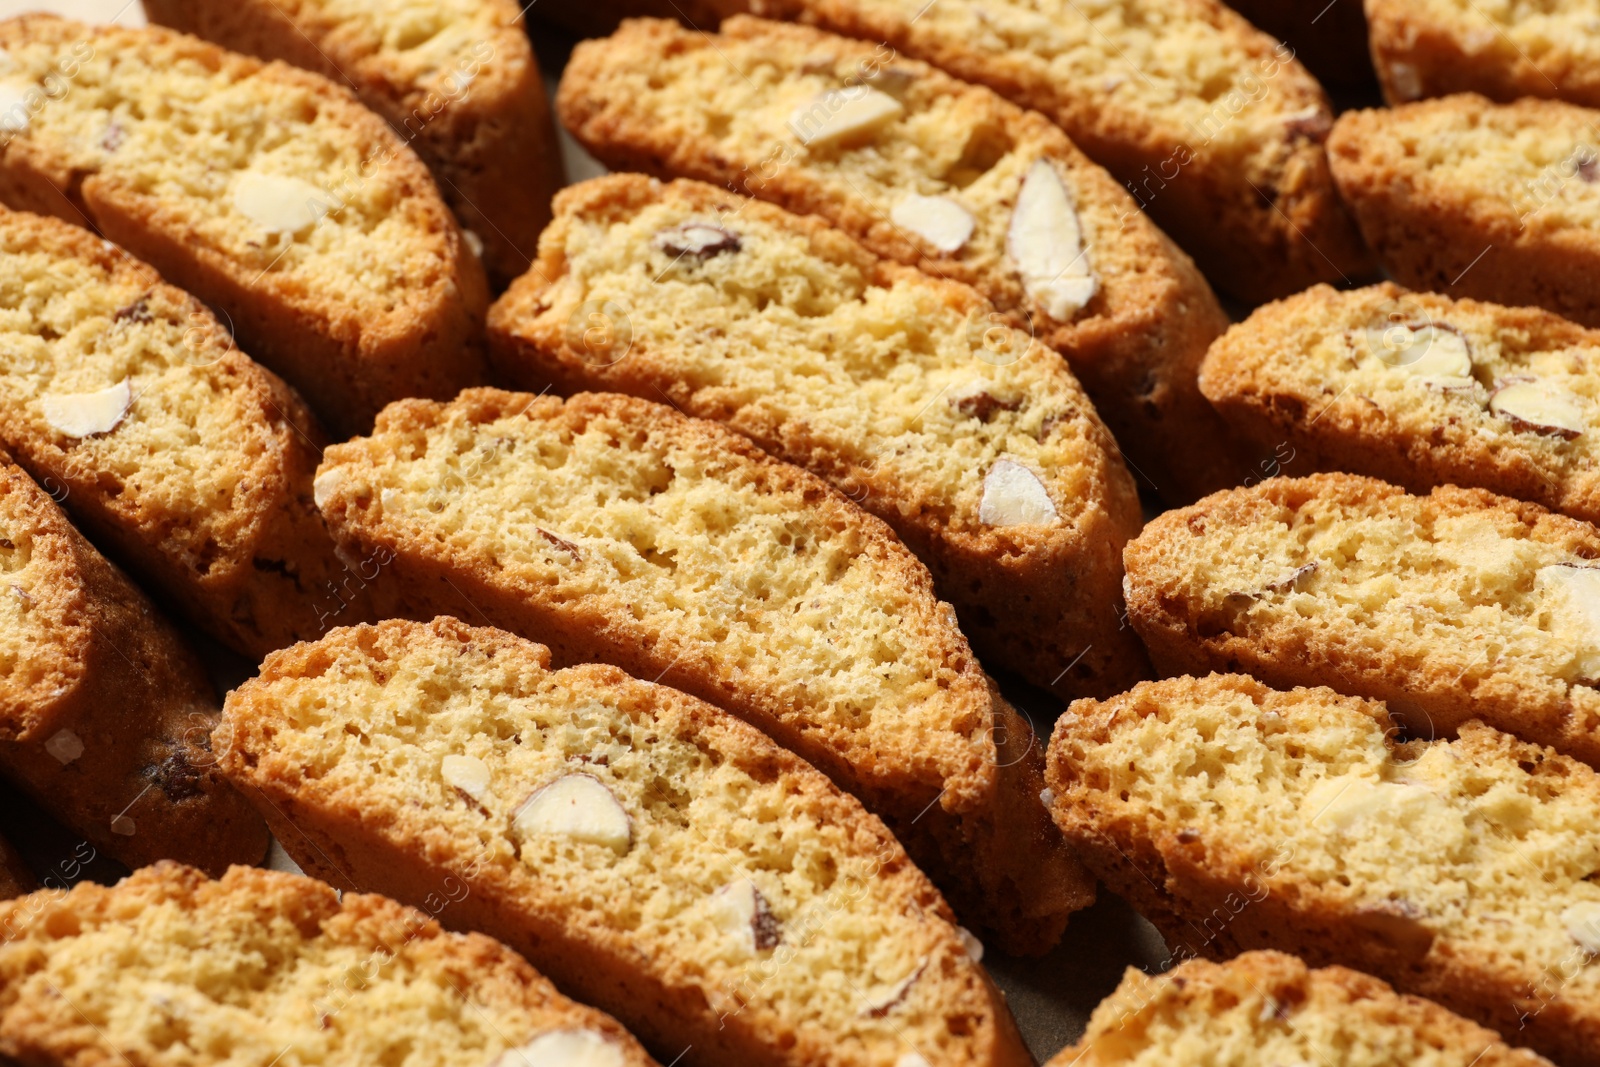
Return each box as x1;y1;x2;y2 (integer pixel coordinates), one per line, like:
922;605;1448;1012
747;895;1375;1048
0;209;376;659
558;16;1248;501
0;15;487;435
1051;951;1549;1067
746;0;1372;304
1200;282;1600;525
1123;473;1600;767
142;0;563;288
1366;0;1600;107
0;862;659;1067
1045;674;1600;1066
0;457;267;875
490;174;1147;697
313;389;1092;953
1328;95;1600;329
221;616;1031;1067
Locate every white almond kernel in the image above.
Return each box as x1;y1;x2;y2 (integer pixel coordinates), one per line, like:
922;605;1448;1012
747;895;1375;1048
1008;159;1097;321
709;878;781;956
492;1030;626;1067
956;925;984;962
896;1055;933;1067
1537;564;1600;679
45;729;83;765
891;194;975;254
512;774;632;855
1363;323;1472;385
441;754;491;801
0;81;30;134
863;960;926;1017
1490;380;1586;439
789;85;903;148
41;380;131;438
312;469;344;511
1562;901;1600;955
979;458;1059;527
231;170;340;234
1303;779;1440;832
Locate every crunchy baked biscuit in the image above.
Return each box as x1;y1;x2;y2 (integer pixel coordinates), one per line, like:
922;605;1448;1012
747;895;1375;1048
748;0;1373;304
0;457;267;875
0;15;487;435
1366;0;1600;107
1123;473;1600;767
558;16;1248;501
0;833;30;899
489;174;1147;697
1052;950;1550;1067
0;862;659;1067
142;0;563;288
313;389;1092;953
1328;95;1600;329
1045;674;1600;1066
0;209;376;658
221;616;1031;1067
1200;282;1600;525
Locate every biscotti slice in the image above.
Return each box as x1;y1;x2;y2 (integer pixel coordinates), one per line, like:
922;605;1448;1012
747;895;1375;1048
1051;951;1549;1067
220;616;1031;1067
0;862;659;1067
1200;282;1600;525
1328;95;1600;329
0;457;267;874
1122;472;1600;767
558;16;1248;501
0;209;377;658
1045;674;1600;1065
746;0;1372;304
0;15;487;435
490;174;1147;697
1366;0;1600;107
313;389;1092;953
0;832;31;899
142;0;562;288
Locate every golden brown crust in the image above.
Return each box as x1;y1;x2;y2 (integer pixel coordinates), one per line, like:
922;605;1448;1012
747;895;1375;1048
556;17;1251;502
1328;94;1600;329
220;616;1032;1067
1123;472;1600;766
141;0;563;288
0;862;659;1067
0;15;487;436
315;388;1093;952
489;173;1149;697
0;459;267;875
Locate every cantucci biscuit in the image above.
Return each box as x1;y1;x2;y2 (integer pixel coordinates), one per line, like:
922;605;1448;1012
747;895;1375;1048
1045;674;1600;1066
220;616;1032;1067
558;16;1249;501
313;389;1093;953
489;174;1147;697
1328;95;1600;329
1122;473;1600;767
1052;951;1549;1067
142;0;563;287
0;209;376;659
1366;0;1600;108
0;457;267;875
747;0;1372;304
0;862;660;1067
0;15;487;435
1201;283;1600;525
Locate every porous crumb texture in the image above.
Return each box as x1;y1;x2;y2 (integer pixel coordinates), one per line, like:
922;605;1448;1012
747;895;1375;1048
1366;0;1600;107
0;863;659;1067
490;174;1147;697
221;617;1030;1067
0;209;373;658
0;14;488;435
313;389;1093;953
1329;94;1600;330
749;0;1372;303
141;0;563;287
557;16;1250;502
0;458;267;874
1201;282;1600;525
1052;951;1550;1067
1045;674;1600;1065
1123;473;1600;766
